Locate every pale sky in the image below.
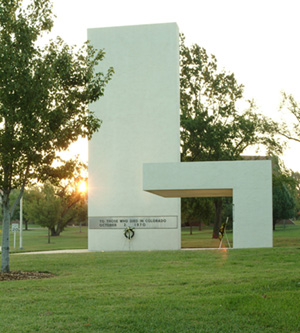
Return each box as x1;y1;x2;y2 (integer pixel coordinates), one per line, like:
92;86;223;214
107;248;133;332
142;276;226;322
46;0;300;171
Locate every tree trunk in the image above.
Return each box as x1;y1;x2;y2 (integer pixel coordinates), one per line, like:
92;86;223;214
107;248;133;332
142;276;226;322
212;198;223;239
48;228;51;244
1;193;11;273
24;218;28;231
199;221;202;231
189;221;193;235
273;219;276;231
50;224;62;236
50;226;58;236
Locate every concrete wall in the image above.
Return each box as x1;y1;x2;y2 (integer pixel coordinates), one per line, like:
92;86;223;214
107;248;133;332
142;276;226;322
144;160;273;249
88;23;181;251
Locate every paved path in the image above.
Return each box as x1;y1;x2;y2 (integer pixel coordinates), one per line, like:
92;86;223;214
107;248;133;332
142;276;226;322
182;247;225;250
14;249;89;255
13;248;227;255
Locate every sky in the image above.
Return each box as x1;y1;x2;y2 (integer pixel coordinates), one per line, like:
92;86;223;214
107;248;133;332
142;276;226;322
45;0;300;171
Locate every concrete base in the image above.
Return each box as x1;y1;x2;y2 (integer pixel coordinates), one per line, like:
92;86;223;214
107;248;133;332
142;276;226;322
88;229;180;252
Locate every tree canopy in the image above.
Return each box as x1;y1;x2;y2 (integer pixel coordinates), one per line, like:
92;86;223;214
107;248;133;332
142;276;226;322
25;179;87;241
180;34;280;162
0;0;113;272
24;158;88;239
272;158;298;229
276;92;300;143
180;34;281;238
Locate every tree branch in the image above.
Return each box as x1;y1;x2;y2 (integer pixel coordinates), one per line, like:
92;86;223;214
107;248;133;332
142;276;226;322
278;131;300;143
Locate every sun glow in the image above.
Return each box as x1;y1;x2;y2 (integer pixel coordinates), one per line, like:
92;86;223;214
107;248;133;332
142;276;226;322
78;180;87;193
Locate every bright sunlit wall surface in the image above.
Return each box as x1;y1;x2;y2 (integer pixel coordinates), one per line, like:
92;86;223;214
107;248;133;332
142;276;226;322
88;23;181;251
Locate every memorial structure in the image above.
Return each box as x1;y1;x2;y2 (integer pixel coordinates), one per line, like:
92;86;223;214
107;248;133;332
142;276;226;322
143;160;273;249
88;23;273;251
88;23;181;251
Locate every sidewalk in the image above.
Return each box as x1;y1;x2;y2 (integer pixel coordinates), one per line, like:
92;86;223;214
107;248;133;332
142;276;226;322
14;249;89;255
13;248;226;255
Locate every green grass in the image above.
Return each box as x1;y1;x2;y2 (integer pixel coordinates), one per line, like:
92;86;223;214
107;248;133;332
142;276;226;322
0;226;88;253
182;222;300;248
0;223;300;331
181;225;232;248
0;248;299;332
1;222;300;253
273;222;300;247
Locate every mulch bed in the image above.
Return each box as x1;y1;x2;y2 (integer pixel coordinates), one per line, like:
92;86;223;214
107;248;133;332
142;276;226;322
0;270;55;281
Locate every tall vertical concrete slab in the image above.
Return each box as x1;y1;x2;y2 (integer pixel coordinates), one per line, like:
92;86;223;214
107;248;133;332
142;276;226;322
88;23;181;251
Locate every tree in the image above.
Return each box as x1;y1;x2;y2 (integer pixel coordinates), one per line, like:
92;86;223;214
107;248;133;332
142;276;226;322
272;176;296;230
272;158;297;230
25;176;86;241
0;0;113;272
25;183;61;243
270;93;300;223
181;197;214;234
49;175;87;237
0;189;20;221
290;171;300;219
72;183;88;233
180;34;280;238
24;158;87;238
276;92;300;143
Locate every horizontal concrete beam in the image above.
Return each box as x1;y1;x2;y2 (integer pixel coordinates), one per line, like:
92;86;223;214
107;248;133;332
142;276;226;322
143;160;273;249
146;189;233;198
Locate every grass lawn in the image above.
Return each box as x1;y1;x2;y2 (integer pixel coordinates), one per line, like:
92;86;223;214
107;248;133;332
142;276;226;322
0;226;88;253
181;222;300;248
0;223;299;331
273;222;300;247
0;248;299;332
181;226;231;248
2;222;299;253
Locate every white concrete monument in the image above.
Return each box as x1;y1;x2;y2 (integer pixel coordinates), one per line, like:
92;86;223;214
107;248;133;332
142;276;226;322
88;23;181;251
143;160;273;249
88;23;273;251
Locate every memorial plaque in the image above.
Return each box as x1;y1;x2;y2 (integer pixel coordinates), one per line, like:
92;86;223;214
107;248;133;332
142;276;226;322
89;216;178;229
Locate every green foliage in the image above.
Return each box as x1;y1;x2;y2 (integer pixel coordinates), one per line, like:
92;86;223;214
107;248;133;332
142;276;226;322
0;0;113;272
272;158;298;228
290;170;300;218
223;197;233;227
181;197;214;227
271;93;300;219
273;178;296;221
180;34;281;237
25;183;61;229
277;92;300;143
25;175;87;236
0;0;113;193
72;196;88;226
0;189;21;221
180;33;280;163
